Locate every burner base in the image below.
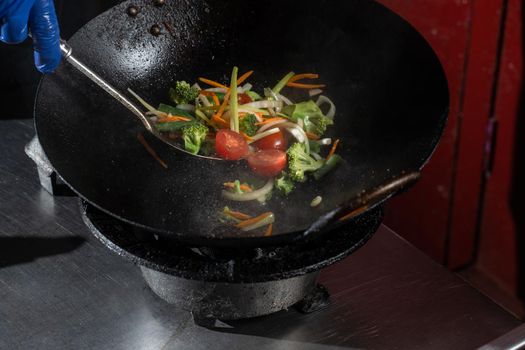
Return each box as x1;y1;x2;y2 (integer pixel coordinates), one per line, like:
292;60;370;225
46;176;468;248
140;266;319;320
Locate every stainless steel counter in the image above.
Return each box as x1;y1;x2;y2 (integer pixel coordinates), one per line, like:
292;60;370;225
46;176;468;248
0;119;521;350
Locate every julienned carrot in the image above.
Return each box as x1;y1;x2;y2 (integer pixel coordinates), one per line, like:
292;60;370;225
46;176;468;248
286;82;326;89
199;90;216;96
215;70;254;121
338;206;368;222
212;114;229;128
157;115;192;123
224;208;252;220
235;212;272;229
288;73;319;83
238;70;254;84
255;117;286;126
198;77;228;89
137;132;168;169
264;223;273;237
240;132;253;142
305;131;320;140
223;182;253;192
327;139;340;159
212;94;220;106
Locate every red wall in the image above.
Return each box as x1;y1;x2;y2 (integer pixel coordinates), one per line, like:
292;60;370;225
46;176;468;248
377;0;472;263
377;0;525;314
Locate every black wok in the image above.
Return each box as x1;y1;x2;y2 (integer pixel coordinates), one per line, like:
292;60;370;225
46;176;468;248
35;0;448;247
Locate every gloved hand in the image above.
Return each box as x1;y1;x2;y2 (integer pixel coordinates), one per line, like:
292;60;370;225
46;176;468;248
0;0;61;73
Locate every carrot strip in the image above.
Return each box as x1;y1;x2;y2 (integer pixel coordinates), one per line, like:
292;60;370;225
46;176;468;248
214;70;254;121
137;133;168;169
238;70;254;84
255;117;286;126
305;131;320;140
338;206;368;222
199;90;216;96
212;94;220;106
288;73;319;83
157;115;192;123
236;212;272;229
224;208;252;221
198;77;228;89
327;139;340;159
240;132;253;141
223;182;253;192
286;82;326;89
264;223;273;237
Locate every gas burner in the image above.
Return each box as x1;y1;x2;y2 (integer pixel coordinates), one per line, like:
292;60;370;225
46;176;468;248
26;136;383;320
81;200;382;320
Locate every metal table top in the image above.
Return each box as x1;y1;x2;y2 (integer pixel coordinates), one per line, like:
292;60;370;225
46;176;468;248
0;119;520;350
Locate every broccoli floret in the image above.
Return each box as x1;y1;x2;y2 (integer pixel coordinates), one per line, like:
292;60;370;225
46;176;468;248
170;81;199;105
276;172;295;196
239;114;258;136
181;122;208;155
282;100;334;137
287;142;324;182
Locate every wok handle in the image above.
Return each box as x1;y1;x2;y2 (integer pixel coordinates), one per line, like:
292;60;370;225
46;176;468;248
336;171;421;222
58;39;153;132
302;171;421;238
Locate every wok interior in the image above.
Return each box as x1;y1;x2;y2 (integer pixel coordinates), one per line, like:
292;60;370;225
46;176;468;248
35;0;448;244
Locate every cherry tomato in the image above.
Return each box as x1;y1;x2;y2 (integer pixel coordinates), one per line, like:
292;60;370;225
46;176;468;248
238;93;252;104
253;129;287;151
247;149;287;177
215;129;249;160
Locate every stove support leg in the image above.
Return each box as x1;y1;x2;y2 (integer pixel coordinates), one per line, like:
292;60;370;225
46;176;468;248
25;136;74;196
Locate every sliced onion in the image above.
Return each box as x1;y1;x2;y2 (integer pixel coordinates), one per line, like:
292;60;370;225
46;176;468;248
267;107;276;117
280;122;310;154
193;83;212;107
205;87;228;93
241;83;253;92
248;128;280;144
319;138;332;145
316;95;336;119
309;89;323;97
222;179;274;202
241;100;283;109
128;88;156;112
176;104;195;112
297;119;304;130
257;119;288;134
277;93;293;106
311;152;323;161
223;108;264;123
241;213;275;231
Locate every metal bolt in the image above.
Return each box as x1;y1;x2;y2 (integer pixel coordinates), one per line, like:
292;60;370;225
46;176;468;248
153;0;166;7
126;5;140;17
150;24;162;36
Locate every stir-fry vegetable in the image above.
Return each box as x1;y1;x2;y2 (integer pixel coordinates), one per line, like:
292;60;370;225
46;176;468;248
181;123;208;155
275;172;295;196
170;81;199;105
287;142;324;182
130;68;347;236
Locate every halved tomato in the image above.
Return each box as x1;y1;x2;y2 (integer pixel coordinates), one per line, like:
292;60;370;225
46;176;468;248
215;129;249;160
253;129;287;151
247;149;287;177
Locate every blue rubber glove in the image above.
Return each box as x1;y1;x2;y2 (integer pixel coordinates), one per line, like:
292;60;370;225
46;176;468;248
0;0;61;73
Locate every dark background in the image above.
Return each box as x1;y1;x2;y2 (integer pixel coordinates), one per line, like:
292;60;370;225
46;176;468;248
0;0;121;119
